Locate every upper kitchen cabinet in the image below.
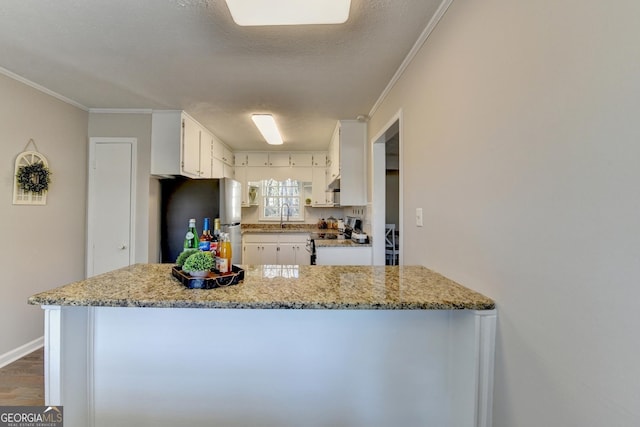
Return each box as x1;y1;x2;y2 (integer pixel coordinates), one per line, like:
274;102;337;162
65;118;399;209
151;110;228;179
327;120;367;206
235;153;248;167
268;153;291;167
246;152;270;167
312;153;327;167
212;136;234;178
213;139;234;166
290;153;313;167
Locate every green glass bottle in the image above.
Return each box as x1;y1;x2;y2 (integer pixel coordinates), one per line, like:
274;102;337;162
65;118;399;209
183;218;199;250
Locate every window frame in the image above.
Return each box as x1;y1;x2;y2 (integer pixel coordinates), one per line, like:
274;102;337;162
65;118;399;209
258;178;305;222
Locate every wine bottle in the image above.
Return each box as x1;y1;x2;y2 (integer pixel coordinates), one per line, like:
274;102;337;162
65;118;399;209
199;217;212;251
183;218;199;250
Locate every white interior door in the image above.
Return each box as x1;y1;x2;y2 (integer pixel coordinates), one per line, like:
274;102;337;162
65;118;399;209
87;138;136;277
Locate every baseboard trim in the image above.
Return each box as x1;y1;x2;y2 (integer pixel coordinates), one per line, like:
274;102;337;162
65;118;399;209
0;336;44;369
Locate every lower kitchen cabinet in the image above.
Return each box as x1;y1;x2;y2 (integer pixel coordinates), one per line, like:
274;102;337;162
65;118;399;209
242;242;278;265
315;246;372;266
242;233;310;265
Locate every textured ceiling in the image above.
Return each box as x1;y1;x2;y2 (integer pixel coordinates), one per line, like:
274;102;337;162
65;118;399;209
0;0;443;151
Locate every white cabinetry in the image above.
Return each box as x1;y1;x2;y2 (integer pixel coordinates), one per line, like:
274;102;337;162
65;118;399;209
246;152;270;167
290;153;313;167
151;110;229;179
312;166;332;206
212;137;234;178
243;242;278;265
181;114;203;177
312;153;327;167
268;153;290;167
277;234;310;265
242;233;310;265
315;246;372;266
235;153;248;166
327;120;367;206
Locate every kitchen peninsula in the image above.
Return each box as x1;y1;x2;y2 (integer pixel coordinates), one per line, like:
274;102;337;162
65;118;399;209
29;264;496;427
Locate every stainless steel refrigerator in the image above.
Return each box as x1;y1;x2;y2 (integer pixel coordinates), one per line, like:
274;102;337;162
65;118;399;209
160;177;242;264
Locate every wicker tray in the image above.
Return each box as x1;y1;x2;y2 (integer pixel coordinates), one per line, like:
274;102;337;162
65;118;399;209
171;265;244;289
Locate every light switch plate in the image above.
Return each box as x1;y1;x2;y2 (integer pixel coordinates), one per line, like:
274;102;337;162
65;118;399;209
416;208;423;227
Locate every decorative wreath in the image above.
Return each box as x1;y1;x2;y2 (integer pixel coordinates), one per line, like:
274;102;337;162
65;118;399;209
16;162;51;194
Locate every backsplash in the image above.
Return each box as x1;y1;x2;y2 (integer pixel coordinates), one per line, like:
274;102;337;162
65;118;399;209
242;205;365;226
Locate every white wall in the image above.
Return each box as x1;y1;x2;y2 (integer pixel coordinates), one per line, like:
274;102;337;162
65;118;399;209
88;113;158;262
368;0;640;425
0;73;87;358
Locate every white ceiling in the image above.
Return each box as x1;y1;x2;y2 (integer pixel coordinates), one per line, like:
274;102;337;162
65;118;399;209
0;0;443;151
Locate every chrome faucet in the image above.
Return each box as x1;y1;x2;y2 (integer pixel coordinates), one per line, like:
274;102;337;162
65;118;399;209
280;203;290;228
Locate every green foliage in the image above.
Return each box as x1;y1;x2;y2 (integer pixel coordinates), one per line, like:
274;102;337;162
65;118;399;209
176;249;199;267
182;251;214;272
16;162;51;194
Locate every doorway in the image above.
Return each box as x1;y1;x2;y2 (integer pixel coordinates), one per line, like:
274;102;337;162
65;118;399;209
87;138;137;277
372;112;402;265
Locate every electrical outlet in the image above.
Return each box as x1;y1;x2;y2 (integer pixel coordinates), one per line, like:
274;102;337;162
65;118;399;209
416;208;423;227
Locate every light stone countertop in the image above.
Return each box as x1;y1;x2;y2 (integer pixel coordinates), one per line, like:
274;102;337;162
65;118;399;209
241;225;370;247
241;224;337;234
28;264;494;310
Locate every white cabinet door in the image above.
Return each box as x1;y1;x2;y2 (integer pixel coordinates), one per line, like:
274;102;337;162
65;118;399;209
211;158;224;179
222;146;234;166
312;153;327;167
247;152;269;166
312;167;328;206
212;138;224;161
294;245;310;265
199;131;213;178
262;244;279;264
290;153;313;167
327;125;340;183
223;163;234;178
277;243;297;265
268;153;290;167
235;166;249;206
235;153;248;166
243;243;262;265
181;115;201;178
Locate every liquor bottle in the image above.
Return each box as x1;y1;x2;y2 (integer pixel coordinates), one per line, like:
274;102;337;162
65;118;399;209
183;218;199;250
223;232;233;273
210;230;219;260
217;233;229;273
199;217;212;251
213;218;221;239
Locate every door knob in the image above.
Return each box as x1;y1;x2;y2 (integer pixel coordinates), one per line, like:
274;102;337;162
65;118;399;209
120;245;127;250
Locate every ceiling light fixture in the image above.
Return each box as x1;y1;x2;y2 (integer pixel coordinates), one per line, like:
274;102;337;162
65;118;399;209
252;114;283;145
225;0;351;26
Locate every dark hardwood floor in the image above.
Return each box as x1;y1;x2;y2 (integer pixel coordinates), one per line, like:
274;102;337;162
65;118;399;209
0;348;44;406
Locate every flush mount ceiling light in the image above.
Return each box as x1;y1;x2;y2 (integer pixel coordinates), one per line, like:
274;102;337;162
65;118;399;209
252;114;283;145
225;0;351;26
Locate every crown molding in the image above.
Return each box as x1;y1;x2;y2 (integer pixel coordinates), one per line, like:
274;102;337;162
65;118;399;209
369;0;454;118
89;108;153;114
0;65;88;111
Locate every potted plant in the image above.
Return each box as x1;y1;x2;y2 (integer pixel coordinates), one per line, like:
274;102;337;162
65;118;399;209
305;198;312;205
175;249;199;267
182;251;214;277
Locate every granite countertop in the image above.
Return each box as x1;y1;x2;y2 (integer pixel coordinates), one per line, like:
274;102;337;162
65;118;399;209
242;224;340;234
314;238;372;248
28;264;494;310
242;225;370;247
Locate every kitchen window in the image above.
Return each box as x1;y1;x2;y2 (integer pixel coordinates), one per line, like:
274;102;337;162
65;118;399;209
259;178;304;221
